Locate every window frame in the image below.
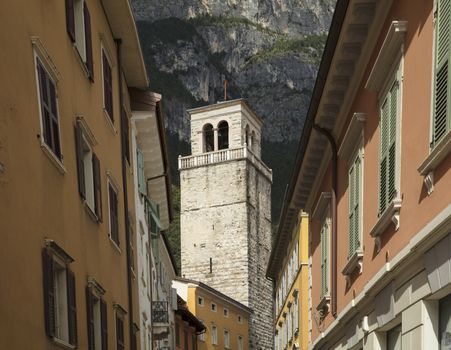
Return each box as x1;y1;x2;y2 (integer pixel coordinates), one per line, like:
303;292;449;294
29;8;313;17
211;324;218;345
107;177;120;249
211;302;217;312
320;214;331;299
33;46;65;172
377;57;403;217
198;296;204;307
101;45;114;123
42;243;77;347
224;329;230;349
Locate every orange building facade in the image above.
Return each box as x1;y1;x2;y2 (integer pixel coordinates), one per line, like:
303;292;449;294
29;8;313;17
276;0;451;349
0;0;151;349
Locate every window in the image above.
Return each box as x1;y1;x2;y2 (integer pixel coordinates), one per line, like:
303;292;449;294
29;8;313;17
218;121;229;150
378;64;401;215
192;334;197;350
184;330;189;350
198;320;205;342
440;293;451;349
387;324;402;350
238;335;243;350
36;57;61;160
121;106;130;163
432;0;451;147
115;309;125;350
102;49;113;121
211;324;218;345
86;286;107;350
42;245;77;346
348;148;362;257
75;120;102;219
211;302;217;312
108;181;119;246
137;147;146;195
320;218;330;298
293;294;299;334
198;296;204;306
65;0;94;80
203;123;214;152
223;308;229;317
176;323;180;346
237;314;242;324
224;329;230;349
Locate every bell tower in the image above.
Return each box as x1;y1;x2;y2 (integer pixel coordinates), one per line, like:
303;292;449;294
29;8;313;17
179;99;273;349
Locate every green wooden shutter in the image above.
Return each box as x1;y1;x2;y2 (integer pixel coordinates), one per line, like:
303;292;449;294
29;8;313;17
353;155;361;253
433;0;451;146
348;164;355;257
388;81;399;203
320;222;329;297
379;97;390;214
137;148;146;195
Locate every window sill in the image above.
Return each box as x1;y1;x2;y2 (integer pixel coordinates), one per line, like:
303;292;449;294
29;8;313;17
342;250;363;286
369;199;402;251
40;142;66;175
51;337;76;349
316;295;330;317
103;109;117;135
84;201;100;223
109;236;121;253
418;131;451;194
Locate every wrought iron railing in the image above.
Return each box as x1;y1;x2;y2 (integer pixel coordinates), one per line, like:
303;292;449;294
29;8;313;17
152;301;169;323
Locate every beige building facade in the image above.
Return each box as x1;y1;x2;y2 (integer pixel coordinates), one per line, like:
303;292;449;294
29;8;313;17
0;0;151;348
275;0;451;349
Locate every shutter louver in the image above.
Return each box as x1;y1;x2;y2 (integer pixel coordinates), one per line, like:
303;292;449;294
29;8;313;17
379;98;390;214
354;156;361;253
86;287;95;350
137;148;146;195
388;82;398;203
348;164;355;257
103;53;113;121
42;248;56;338
84;2;94;81
433;0;451;146
65;0;75;42
100;298;108;350
92;153;102;222
67;269;78;346
75;123;86;199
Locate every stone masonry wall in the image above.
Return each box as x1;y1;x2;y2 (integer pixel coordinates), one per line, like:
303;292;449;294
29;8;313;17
180;159;250;304
246;162;273;350
180;157;273;349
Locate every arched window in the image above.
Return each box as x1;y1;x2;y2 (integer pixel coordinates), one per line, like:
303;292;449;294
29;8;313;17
251;131;256;152
218;121;229;150
203;123;214;152
245;125;250;146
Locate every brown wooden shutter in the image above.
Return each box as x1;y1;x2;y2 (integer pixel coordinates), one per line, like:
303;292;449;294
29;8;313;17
100;298;108;350
121;107;130;163
84;2;94;81
103;53;113;121
74;123;86;199
92;153;102;222
65;0;75;42
42;248;55;338
116;315;125;350
86;287;95;350
66;269;78;345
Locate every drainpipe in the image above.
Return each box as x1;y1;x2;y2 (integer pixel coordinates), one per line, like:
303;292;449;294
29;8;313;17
116;38;135;349
313;125;338;318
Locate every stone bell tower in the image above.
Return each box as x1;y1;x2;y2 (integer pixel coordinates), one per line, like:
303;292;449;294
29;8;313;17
179;99;273;349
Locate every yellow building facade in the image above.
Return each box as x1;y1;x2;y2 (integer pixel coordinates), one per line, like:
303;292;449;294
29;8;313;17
173;278;251;350
267;212;309;350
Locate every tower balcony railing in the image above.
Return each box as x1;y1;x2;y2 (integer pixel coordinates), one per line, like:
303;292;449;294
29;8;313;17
178;145;272;181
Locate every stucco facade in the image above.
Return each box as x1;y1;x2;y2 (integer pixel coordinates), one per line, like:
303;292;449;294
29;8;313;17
0;0;149;348
267;212;309;350
173;278;251;350
179;99;273;349
275;0;451;349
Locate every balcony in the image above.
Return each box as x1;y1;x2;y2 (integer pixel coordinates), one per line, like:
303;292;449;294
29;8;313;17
178;145;272;181
152;301;169;324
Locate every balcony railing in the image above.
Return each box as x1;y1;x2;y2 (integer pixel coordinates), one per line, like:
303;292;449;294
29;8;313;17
152;301;169;324
178;145;272;181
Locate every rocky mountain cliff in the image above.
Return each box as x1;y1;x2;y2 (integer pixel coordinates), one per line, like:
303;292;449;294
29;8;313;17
131;0;335;231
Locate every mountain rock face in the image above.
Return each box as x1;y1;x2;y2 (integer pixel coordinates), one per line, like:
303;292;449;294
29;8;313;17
131;0;335;221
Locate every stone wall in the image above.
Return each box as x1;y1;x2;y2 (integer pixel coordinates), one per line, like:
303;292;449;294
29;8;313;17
180;157;273;349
